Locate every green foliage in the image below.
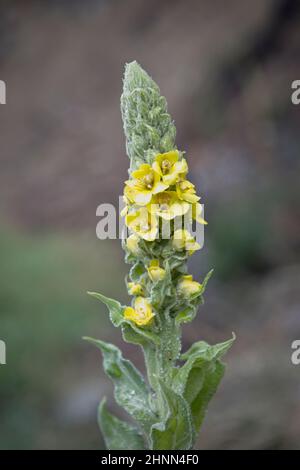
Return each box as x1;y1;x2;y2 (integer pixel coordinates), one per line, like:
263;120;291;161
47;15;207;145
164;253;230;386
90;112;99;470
87;290;234;449
177;335;235;433
86;62;235;450
87;291;160;346
121;61;176;170
175;269;214;324
98;399;146;450
84;337;155;433
87;292;124;326
150;381;194;450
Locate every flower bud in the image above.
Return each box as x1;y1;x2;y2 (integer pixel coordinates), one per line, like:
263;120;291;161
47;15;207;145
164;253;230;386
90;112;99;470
127;282;144;296
124;297;154;326
147;259;166;282
126;234;141;255
172;229;201;254
177;275;202;298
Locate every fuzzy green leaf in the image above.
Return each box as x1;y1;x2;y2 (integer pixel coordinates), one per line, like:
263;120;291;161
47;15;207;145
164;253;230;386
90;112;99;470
98;398;146;450
129;261;146;282
175;303;198;325
151;381;194;450
201;268;214;292
87;291;160;346
189;361;225;433
167;253;188;271
174;335;235;434
122;322;160;346
119;329;160;392
84;337;155;432
87;291;124;327
181;333;235;362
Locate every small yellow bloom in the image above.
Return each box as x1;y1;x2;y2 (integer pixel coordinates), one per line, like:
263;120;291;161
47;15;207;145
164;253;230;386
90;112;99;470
120;204;128;217
121;186;136;216
148;191;190;220
152;150;188;186
176;179;200;204
124;297;154;326
177;275;202;298
172;229;201;254
127;282;144;296
125;164;168;206
126;208;158;241
191;202;207;225
126;234;141;255
124;184;136;204
147;260;166;282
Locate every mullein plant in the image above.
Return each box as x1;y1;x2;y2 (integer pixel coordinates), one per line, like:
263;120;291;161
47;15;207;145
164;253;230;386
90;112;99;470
85;61;234;450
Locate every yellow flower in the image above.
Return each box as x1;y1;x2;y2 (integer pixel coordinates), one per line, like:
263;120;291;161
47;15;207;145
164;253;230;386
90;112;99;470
126;234;141;255
126;208;158;241
120;204;128;217
176;180;200;204
124;184;135;204
121;186;136;216
147;260;166;282
127;282;144;296
191;202;207;225
177;275;202;298
152;150;188;186
148;191;190;220
125;164;168;206
172;229;201;254
124;297;154;326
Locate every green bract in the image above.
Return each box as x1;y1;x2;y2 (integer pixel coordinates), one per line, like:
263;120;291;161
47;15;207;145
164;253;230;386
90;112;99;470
85;61;235;450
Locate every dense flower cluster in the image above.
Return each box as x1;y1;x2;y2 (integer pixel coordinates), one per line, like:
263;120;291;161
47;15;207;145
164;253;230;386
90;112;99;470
122;150;206;326
123;150;205;240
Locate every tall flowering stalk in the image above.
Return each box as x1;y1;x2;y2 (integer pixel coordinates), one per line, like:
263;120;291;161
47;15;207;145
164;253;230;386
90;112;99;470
85;62;234;450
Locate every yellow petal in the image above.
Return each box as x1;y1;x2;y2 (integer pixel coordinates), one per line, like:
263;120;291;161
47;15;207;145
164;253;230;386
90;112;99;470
126;234;140;255
172;229;201;253
193;203;207;224
155;150;179;166
131;164;152;180
175;159;188;174
120;206;128;217
186;241;201;254
124;184;136;203
178;275;202;297
182;192;200;204
152;161;162;176
134;191;153;206
171;201;190;217
124;306;136;321
152;181;169;194
162;172;180;186
125;212;137;226
148;260;166;281
149;259;160;268
128;282;144;295
132;297;154;326
141;226;158;241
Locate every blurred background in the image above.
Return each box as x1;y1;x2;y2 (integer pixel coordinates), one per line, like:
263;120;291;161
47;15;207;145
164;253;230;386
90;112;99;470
0;0;300;450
